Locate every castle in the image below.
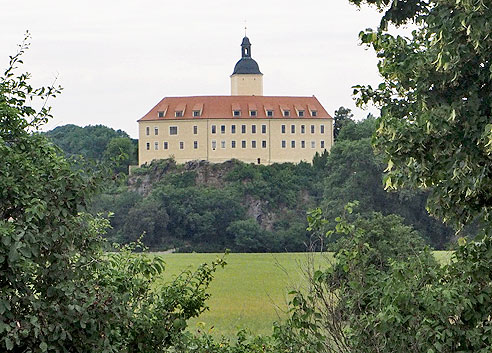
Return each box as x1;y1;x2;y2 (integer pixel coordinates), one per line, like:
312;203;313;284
137;36;333;166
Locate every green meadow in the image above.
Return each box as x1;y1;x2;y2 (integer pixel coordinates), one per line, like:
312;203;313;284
155;251;452;338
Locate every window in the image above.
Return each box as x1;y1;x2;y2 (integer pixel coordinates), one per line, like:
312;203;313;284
250;110;257;117
281;125;286;134
158;111;164;118
311;125;315;134
301;141;305;148
321;141;325;148
267;110;274;117
146;127;150;136
212;140;217;149
291;125;295;133
193;110;200;117
311;141;315;148
311;110;317;117
241;140;246;148
146;142;150;150
241;125;246;133
233;110;241;117
180;142;184;150
320;124;325;134
221;141;226;149
301;125;305;134
221;125;226;134
298;110;305;117
231;140;236;148
170;126;178;135
251;140;257;148
175;111;183;117
251;125;256;134
154;127;159;135
291;141;296;148
231;125;236;134
281;140;286;148
262;140;267;148
194;141;198;149
283;110;290;117
154;142;159;150
164;142;169;150
193;125;198;134
211;125;216;134
261;124;267;134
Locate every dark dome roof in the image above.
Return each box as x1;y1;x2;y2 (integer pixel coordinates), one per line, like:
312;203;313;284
232;57;262;75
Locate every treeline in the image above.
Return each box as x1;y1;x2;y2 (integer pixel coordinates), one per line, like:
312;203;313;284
46;113;454;252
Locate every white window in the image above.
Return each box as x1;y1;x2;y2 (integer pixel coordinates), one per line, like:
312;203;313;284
251;140;257;148
233;110;241;117
193;110;200;117
261;125;267;134
291;141;296;148
146;142;150;150
262;140;267;148
158;111;164;118
251;125;257;134
320;124;325;134
311;110;317;117
231;125;236;134
250;110;257;117
311;125;315;134
291;125;295;133
301;125;305;134
281;140;286;148
231;140;236;148
283;110;290;117
301;141;305;148
241;125;246;133
221;141;226;149
321;141;325;148
194;141;198;149
211;125;216;134
267;110;274;117
281;125;286;134
298;110;305;117
221;125;226;134
212;140;217;149
164;142;169;150
175;111;183;117
241;140;246;148
154;142;159;150
193;125;198;134
179;142;184;149
311;141;315;148
146;127;150;136
154;127;159;135
170;126;178;135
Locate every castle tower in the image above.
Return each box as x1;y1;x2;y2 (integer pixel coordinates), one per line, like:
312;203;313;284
230;36;263;96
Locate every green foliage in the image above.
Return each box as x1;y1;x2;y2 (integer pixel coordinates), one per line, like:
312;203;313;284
351;0;492;229
332;106;354;141
0;37;223;352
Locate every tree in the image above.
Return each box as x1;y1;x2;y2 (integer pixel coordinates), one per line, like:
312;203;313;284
0;35;223;352
350;0;492;229
332;106;354;141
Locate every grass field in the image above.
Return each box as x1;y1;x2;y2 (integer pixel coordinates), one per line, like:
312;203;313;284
155;251;452;338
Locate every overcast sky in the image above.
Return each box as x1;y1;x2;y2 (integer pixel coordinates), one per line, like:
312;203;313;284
2;0;384;138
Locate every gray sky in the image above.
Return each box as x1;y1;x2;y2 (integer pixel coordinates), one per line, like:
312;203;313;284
2;0;383;138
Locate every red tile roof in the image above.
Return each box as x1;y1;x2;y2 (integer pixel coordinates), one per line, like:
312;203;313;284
138;96;332;121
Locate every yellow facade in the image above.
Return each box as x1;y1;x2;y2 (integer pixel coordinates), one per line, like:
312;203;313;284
138;118;333;165
231;74;263;96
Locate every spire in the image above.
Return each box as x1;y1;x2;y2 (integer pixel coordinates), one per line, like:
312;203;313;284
241;36;252;58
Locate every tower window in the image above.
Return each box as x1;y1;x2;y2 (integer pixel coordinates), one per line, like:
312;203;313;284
169;126;178;135
266;110;274;117
193;110;201;117
233;110;241;117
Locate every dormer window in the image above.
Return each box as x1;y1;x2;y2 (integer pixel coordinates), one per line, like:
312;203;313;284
298;110;305;117
250;110;257;117
233;110;241;117
193;110;201;117
311;110;317;117
175;111;183;117
266;110;274;117
283;110;290;117
158;111;165;118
